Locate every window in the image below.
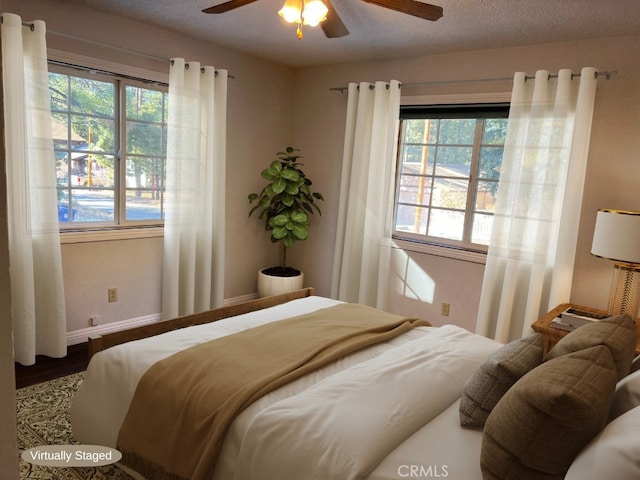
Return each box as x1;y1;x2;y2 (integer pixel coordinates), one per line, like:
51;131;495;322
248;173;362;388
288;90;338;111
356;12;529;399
393;104;509;251
50;65;168;229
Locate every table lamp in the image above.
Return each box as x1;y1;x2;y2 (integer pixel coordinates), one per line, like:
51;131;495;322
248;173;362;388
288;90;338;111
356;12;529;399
591;208;640;318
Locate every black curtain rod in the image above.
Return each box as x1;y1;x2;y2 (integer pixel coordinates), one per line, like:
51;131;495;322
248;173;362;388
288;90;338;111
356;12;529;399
0;17;34;27
9;19;234;80
49;58;233;87
48;59;169;87
329;70;618;93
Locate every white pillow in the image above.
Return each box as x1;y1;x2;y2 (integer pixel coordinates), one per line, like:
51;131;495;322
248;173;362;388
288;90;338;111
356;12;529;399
629;354;640;374
610;368;640;420
565;405;640;480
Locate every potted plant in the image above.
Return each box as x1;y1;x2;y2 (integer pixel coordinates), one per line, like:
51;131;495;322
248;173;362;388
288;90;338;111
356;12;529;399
248;147;324;297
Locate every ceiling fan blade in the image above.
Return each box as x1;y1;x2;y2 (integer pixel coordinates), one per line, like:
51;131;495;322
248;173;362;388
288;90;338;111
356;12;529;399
322;1;349;38
360;0;443;21
202;0;260;14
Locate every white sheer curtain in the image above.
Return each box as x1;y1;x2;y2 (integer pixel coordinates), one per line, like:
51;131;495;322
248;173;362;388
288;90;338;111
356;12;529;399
1;13;66;365
162;59;227;319
476;68;598;343
331;80;401;308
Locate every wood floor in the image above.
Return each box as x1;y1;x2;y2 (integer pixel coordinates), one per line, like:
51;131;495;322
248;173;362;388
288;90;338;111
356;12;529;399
14;343;89;389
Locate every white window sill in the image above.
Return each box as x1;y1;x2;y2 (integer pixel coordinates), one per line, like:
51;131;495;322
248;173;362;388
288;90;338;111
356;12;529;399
61;226;164;244
387;238;487;264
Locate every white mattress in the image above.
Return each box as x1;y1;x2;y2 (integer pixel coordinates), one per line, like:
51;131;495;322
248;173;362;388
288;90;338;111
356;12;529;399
71;296;499;480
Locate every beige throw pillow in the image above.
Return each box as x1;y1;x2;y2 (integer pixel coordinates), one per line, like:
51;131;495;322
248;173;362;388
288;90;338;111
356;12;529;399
481;345;617;480
546;313;637;380
459;333;544;427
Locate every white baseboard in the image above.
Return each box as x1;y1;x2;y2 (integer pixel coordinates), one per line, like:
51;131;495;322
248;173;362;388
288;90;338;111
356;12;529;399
66;313;162;346
66;292;259;345
223;292;258;306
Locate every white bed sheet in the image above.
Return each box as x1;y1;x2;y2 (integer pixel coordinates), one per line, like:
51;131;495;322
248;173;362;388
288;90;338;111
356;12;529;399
71;296;500;480
369;399;485;480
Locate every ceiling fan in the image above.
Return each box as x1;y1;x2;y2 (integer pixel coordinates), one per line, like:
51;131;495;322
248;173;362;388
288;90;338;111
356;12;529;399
202;0;443;38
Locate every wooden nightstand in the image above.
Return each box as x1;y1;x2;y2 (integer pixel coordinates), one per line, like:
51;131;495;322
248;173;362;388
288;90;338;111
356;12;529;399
532;303;640;356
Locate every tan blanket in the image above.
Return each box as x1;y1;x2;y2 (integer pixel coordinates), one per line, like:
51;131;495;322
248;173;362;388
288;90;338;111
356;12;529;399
116;303;430;480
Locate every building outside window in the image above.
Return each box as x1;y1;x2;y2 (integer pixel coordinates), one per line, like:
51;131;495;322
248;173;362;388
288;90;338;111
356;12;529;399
50;65;168;228
393;104;509;251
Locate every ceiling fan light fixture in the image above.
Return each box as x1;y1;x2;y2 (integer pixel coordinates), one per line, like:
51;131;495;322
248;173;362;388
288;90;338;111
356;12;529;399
278;0;328;26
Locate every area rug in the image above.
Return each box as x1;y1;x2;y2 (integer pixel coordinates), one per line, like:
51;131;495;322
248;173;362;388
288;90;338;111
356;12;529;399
16;372;133;480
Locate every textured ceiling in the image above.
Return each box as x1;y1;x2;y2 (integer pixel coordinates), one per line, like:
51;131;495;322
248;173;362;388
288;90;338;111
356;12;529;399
61;0;640;67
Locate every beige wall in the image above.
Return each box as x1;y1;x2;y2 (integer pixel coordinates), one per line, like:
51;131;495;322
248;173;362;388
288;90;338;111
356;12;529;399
61;238;163;331
290;35;640;325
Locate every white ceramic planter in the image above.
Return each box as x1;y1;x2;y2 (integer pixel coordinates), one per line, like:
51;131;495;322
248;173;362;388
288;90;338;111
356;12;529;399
257;269;304;298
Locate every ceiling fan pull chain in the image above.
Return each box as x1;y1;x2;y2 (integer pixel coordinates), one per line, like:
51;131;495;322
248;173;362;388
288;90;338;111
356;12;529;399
297;0;305;39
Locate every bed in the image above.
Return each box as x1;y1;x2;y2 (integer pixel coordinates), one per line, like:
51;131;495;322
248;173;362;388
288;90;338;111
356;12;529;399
71;288;640;480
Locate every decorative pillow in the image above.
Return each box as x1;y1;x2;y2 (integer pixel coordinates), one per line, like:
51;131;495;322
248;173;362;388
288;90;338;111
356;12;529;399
565;405;640;480
545;314;637;380
481;345;617;480
459;333;544;427
609;368;640;420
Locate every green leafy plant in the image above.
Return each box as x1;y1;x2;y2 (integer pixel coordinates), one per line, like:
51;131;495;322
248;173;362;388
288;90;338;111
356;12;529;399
248;147;324;270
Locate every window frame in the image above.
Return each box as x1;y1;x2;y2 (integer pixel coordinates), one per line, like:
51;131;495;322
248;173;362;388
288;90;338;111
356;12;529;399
120;77;169;227
392;92;511;259
47;50;169;242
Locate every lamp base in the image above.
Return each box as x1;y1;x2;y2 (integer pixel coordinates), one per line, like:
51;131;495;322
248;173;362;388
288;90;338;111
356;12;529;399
607;262;640;319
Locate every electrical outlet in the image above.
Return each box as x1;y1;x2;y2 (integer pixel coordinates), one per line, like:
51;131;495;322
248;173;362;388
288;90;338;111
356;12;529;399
440;302;450;317
89;315;99;326
108;288;118;303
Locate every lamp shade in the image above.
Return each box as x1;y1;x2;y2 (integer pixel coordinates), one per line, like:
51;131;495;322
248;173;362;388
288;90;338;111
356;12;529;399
591;209;640;264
